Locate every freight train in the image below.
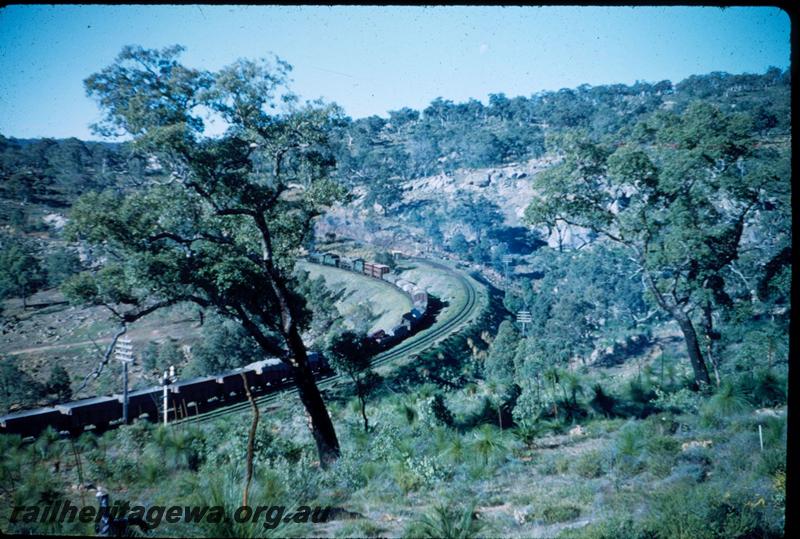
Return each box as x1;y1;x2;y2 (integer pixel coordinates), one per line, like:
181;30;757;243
0;354;331;439
1;253;430;440
306;251;429;345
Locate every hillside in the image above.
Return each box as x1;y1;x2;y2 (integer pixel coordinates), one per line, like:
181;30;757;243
0;64;790;538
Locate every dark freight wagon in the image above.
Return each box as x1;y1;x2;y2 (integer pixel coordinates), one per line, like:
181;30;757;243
323;253;341;267
57;396;122;433
0;407;69;438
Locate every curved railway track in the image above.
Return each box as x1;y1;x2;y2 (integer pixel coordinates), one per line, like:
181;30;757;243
179;259;479;425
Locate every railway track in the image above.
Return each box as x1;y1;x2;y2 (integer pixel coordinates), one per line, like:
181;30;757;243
179;258;480;426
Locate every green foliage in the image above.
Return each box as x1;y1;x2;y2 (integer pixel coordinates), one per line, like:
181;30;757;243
739;369;786;408
430;393;455;427
540;503;582;524
44;246;83;288
327;331;379;432
46;364;72;402
448;233;470;256
558;515;644;539
407;502;484;539
644;481;781;539
650;385;703;414
178;463;307;538
508;246;650;405
484;320;518;386
189;314;263;375
621;378;658;418
523;99;790;387
703;381;751;418
0;241;46;306
0;356;47;413
643;435;680;478
294;270;346;340
140;341;159;371
332;69;788;203
0;61;791;539
612;421;646;476
469;424;510;466
157;340;185;373
0;135;139;210
589;384;617;417
538;453;571;476
573;449;607;478
72;44;350;464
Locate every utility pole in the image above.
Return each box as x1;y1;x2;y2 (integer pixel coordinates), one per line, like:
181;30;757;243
115;337;134;424
516;309;532;337
502;254;513;282
161;365;176;425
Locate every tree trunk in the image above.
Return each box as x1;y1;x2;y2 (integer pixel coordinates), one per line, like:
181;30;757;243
673;310;712;387
358;391;369;433
251;209;340;467
286;325;340;468
644;272;711;387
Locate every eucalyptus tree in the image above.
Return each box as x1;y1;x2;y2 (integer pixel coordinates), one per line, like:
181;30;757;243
0;242;46;308
525;102;789;387
65;45;346;465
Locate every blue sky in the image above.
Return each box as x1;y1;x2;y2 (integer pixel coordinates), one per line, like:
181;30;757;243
0;5;790;140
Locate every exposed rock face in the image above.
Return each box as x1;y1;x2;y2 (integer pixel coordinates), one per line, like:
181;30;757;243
43;213;67;230
316;156;563;253
403;157;557;227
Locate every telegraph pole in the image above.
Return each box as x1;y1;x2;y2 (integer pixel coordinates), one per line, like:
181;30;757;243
502;254;513;282
517;309;532;337
115;337;134;424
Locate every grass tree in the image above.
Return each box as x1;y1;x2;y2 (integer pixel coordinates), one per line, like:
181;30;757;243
412;502;484;539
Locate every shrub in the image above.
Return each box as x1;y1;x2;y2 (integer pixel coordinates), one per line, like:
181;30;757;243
407;502;484;539
650;386;703;414
612;421;645;475
469;424;510;465
740;369;786;407
643;435;680;478
538;453;571;476
511;416;563;447
558;515;644;539
643;482;782;539
703;381;751;418
540;503;581;524
620;379;658;417
589;384;617;417
573;449;606;478
757;446;786;477
431;393;455;427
